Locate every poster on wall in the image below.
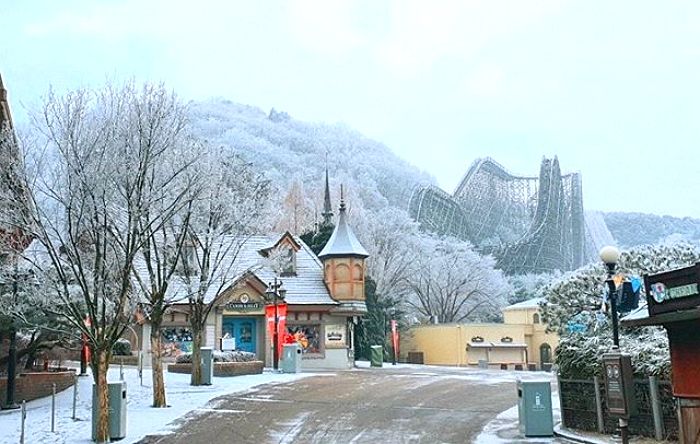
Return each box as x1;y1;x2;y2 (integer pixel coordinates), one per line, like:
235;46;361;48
325;324;346;348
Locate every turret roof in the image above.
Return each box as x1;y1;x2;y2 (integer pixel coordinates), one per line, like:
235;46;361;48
318;191;369;259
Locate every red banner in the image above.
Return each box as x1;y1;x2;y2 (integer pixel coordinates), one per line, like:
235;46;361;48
265;303;288;360
390;319;399;363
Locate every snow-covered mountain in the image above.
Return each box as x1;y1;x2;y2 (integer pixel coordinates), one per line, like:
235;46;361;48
188;99;433;214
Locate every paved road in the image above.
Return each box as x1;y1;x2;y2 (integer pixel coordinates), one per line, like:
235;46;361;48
138;366;554;444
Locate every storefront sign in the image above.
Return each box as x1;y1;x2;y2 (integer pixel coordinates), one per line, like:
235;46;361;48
225;302;262;311
645;263;700;316
325;324;346;348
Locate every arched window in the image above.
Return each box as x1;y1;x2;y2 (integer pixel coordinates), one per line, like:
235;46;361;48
533;313;540;324
540;343;552;364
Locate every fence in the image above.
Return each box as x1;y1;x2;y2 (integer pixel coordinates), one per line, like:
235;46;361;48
558;375;678;441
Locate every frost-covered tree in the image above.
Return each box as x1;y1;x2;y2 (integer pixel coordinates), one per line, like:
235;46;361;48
541;242;700;378
127;87;201;408
507;272;561;305
0;82;198;442
404;235;510;323
179;147;271;386
540;242;700;335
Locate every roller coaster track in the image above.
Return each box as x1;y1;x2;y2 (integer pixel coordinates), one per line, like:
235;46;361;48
408;157;589;274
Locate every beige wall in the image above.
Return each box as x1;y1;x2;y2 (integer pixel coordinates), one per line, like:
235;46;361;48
323;257;365;302
401;306;559;367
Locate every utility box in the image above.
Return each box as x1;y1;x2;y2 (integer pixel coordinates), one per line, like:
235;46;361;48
201;347;214;385
370;345;383;367
602;350;637;418
92;381;127;441
517;380;553;437
478;359;489;369
281;343;302;373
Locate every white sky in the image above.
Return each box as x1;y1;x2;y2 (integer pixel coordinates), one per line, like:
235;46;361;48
2;1;700;217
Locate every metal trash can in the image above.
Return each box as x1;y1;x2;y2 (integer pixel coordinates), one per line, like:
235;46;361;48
281;343;302;373
370;345;383;367
517;380;553;437
92;381;127;440
201;347;213;385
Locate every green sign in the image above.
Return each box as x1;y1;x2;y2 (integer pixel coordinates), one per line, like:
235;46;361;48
651;282;699;303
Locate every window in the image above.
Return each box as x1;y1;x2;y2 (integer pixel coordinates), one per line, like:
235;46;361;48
540;343;552;363
170;313;176;322
533;313;540;324
287;324;322;354
281;247;296;276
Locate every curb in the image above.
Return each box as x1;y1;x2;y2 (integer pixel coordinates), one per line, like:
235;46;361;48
554;423;611;444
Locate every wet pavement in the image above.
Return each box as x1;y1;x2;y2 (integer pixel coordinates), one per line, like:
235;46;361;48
137;365;570;444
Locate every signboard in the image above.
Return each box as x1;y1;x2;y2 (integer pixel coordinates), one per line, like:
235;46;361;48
325;324;346;348
645;263;700;316
602;352;637;418
221;337;236;351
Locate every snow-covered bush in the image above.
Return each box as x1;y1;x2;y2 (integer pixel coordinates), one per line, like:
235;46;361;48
556;328;670;379
175;350;257;364
112;338;132;356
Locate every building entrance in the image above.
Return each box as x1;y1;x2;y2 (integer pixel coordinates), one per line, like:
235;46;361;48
222;317;257;354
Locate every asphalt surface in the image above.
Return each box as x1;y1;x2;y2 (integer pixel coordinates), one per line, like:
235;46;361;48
137;366;548;444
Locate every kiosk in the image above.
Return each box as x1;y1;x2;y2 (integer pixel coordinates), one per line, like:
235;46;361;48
622;263;700;443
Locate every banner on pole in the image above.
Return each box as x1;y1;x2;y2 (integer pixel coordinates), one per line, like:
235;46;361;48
390;319;399;363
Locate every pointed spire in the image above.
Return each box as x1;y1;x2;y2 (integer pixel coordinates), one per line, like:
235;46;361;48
321;153;333;227
318;185;369;259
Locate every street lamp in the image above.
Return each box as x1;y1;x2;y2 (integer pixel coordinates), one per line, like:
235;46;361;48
599;246;621;346
600;245;631;444
264;279;286;371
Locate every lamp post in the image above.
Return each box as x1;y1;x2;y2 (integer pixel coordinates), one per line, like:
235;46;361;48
599;246;622;347
265;279;286;371
600;245;629;444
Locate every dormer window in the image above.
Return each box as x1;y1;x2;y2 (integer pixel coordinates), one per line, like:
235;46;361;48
280;246;296;276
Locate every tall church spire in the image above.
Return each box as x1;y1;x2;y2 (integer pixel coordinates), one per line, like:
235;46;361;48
321;153;333;227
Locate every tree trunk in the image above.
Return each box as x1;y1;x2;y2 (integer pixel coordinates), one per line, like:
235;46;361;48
150;332;167;407
93;349;111;443
190;329;203;386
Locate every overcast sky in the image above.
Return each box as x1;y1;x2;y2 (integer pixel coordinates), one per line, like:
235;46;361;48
2;1;700;217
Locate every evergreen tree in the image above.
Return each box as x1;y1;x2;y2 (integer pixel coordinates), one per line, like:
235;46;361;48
299;223;334;256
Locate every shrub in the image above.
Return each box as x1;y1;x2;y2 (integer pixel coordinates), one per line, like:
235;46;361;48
175;350;256;364
112;338;132;356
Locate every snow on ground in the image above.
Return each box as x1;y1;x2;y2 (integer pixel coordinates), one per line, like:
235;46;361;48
0;364;315;444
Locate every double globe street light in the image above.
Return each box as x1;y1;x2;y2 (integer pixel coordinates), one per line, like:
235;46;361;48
264;279;287;371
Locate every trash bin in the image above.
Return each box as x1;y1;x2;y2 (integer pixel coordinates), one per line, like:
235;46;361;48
478;359;489;369
281;343;302;373
517;380;553;437
92;381;127;441
370;345;383;367
201;347;213;385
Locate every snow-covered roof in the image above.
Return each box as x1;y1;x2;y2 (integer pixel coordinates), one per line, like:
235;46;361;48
502;297;544;311
134;234;338;306
318;199;368;259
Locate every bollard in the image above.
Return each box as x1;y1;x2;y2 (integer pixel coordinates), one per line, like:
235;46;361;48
51;383;56;432
20;400;26;444
72;373;78;420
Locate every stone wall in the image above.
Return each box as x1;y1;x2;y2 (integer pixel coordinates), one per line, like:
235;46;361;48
0;370;76;406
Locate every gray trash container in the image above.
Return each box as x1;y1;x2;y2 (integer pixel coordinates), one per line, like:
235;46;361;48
92;381;127;441
370;345;383;367
201;347;213;385
281;343;302;373
517;380;553;437
478;359;489;369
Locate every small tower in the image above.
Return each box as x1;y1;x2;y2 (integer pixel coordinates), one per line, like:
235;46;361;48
321;156;333;227
318;187;368;302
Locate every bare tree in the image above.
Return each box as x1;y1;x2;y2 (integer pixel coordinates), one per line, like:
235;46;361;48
180;147;271;386
0;83;195;442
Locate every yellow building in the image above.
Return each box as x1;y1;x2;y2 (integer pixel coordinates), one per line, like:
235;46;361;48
401;298;558;370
